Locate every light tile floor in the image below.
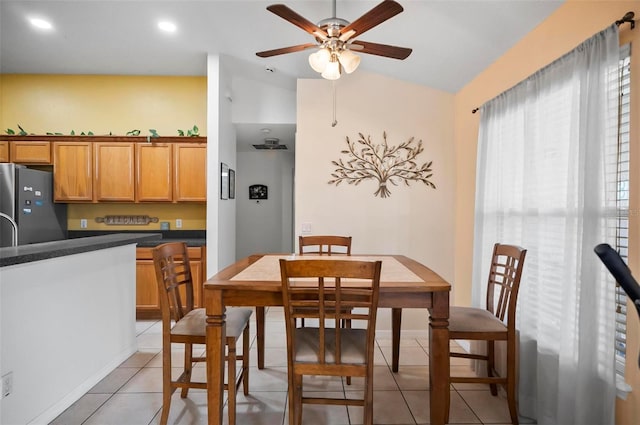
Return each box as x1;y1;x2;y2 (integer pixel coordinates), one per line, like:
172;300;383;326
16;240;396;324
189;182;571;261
50;307;515;425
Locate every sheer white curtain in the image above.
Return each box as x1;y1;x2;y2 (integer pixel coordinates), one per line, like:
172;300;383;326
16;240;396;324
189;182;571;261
473;25;620;424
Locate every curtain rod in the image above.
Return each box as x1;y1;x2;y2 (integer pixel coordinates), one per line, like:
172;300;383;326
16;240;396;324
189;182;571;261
471;11;636;114
616;11;635;29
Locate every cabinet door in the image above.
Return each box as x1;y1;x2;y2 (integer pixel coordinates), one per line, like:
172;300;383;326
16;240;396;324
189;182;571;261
0;142;8;162
136;258;161;318
174;143;206;202
94;142;135;201
53;142;93;202
136;143;173;201
10;141;51;164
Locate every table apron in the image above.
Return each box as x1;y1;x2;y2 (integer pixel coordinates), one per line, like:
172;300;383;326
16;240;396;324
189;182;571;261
209;289;436;310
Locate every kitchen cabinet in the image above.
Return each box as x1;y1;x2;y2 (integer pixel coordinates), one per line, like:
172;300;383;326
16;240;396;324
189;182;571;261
136;142;173;201
19;136;205;203
0;142;8;162
174;143;207;202
94;142;135;201
53;141;93;202
9;141;52;164
135;245;205;319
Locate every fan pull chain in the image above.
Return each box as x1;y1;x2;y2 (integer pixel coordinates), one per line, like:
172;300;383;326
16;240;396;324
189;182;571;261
331;80;338;127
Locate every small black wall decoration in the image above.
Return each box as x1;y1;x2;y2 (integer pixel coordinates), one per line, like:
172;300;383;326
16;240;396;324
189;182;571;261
249;184;268;200
328;131;436;198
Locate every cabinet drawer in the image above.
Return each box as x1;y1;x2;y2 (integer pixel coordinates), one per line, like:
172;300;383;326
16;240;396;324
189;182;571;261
10;141;51;164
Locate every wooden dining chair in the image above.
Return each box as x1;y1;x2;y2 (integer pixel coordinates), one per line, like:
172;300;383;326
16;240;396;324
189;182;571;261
153;242;252;425
298;235;352;255
279;258;382;425
594;243;640;367
447;243;527;425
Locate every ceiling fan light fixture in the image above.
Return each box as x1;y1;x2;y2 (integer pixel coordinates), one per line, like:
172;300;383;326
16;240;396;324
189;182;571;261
321;58;341;80
309;48;331;73
338;49;360;74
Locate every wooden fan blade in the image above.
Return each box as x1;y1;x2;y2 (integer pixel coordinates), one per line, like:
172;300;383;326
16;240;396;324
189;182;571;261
349;40;412;60
340;0;403;39
256;43;318;58
267;4;328;39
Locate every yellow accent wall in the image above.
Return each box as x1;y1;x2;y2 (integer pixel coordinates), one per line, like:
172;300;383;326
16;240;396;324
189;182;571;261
453;1;640;423
67;203;206;231
0;74;208;230
0;74;206;137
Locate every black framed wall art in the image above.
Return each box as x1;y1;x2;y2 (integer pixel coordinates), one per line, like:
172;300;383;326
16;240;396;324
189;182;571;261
249;184;268;200
229;169;236;199
220;163;229;200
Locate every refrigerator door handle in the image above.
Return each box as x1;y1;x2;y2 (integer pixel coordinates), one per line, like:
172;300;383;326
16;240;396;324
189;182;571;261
0;212;19;246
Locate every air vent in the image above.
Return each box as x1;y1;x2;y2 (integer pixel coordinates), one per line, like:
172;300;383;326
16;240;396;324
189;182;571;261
253;138;287;150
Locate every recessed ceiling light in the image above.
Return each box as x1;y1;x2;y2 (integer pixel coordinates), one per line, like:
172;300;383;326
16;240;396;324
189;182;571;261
158;21;177;33
29;17;53;30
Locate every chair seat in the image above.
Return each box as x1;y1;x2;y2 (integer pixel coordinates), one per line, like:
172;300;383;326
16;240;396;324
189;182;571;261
294;327;367;364
171;307;253;339
449;306;507;334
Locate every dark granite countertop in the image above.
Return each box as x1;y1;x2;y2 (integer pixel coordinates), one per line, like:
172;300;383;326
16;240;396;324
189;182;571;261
0;233;161;267
67;230;206;247
135;238;206;247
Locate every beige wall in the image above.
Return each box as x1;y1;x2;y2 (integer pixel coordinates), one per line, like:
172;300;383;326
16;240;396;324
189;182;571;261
297;72;456;329
453;1;640;422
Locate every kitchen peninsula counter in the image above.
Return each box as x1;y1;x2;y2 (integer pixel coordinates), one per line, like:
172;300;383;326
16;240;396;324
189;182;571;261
0;233;160;267
1;233;152;424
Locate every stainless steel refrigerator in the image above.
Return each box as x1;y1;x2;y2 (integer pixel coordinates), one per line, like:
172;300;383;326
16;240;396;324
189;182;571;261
0;163;67;247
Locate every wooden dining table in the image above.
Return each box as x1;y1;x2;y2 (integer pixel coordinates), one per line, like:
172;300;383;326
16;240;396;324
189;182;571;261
204;254;451;424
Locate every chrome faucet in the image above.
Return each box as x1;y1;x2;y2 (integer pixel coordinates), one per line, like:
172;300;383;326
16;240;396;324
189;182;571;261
0;212;18;246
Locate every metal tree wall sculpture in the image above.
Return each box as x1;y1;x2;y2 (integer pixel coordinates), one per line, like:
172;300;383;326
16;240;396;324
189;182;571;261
328;132;436;198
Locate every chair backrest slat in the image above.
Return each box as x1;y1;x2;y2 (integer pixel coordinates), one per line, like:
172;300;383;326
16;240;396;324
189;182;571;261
299;235;352;255
280;258;382;366
153;242;195;323
485;243;527;326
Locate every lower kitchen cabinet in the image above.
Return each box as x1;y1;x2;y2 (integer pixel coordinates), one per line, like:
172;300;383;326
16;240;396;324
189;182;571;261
135;245;205;319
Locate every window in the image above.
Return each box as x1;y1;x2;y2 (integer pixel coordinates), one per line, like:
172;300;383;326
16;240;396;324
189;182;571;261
614;45;631;377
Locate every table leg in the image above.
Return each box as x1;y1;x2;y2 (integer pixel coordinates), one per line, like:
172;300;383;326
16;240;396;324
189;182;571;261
391;307;402;372
429;291;450;425
206;290;226;425
256;306;265;369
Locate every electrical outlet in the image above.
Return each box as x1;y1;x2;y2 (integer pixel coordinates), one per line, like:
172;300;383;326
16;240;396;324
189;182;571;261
80;219;88;229
2;372;13;399
176;219;183;229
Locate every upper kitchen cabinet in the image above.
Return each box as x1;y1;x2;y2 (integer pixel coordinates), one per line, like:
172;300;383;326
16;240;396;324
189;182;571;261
174;143;206;202
94;142;135;201
53;141;94;202
9;141;52;164
0;142;8;162
136;142;173;202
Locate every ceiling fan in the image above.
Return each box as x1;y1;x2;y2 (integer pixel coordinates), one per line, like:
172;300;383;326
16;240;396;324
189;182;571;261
256;0;412;80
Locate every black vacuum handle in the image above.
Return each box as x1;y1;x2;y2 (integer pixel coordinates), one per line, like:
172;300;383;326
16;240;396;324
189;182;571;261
594;243;640;303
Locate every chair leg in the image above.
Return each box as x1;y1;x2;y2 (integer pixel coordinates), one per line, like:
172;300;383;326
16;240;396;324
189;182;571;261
181;342;193;398
487;341;497;396
242;323;250;396
391;308;402;372
256;306;265;369
287;369;296;425
345;317;352;385
506;339;519;425
294;373;303;425
363;367;374;425
227;338;237;425
160;339;173;425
